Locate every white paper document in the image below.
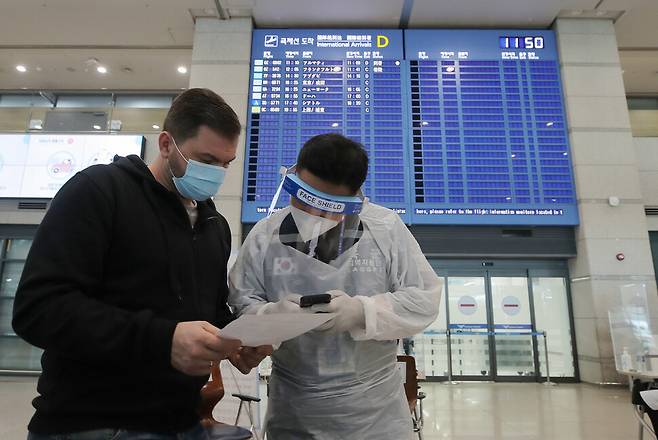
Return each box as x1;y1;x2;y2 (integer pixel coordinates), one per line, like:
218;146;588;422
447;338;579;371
220;313;336;347
641;389;658;410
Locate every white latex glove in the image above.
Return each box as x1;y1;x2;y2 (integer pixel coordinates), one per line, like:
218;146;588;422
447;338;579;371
249;294;307;351
311;290;365;334
256;294;304;315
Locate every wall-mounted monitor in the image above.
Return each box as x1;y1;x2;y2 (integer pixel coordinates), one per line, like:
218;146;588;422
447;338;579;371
0;134;145;199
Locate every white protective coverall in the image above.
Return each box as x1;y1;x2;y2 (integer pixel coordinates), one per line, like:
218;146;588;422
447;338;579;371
229;202;443;440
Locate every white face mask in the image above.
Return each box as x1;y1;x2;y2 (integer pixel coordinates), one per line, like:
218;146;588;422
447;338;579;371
290;205;340;242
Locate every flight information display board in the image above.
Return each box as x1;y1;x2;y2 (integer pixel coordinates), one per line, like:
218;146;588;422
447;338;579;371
243;28;578;226
405;30;577;225
242;29;411;223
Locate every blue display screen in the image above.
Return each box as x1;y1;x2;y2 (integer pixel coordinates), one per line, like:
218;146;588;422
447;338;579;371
406;29;577;225
242;29;410;223
242;29;579;226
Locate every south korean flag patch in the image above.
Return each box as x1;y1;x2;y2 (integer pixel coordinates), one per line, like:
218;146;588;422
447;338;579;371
273;257;297;275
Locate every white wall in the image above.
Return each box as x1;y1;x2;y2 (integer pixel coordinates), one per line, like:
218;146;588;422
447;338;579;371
556;18;658;383
635;137;658;231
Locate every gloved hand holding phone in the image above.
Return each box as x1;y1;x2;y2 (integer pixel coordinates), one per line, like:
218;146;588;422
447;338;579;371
311;290;365;334
256;293;305;315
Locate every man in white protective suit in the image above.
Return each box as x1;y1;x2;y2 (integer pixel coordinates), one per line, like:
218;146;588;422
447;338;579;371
229;133;443;439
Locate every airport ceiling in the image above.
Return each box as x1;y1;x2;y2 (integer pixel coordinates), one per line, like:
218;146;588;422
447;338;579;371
0;0;656;94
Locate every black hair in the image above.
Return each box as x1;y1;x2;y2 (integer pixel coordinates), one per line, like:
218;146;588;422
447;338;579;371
297;133;369;193
163;88;241;143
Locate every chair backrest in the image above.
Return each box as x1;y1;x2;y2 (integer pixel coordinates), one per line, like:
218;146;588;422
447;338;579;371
199;361;225;427
397;355;418;412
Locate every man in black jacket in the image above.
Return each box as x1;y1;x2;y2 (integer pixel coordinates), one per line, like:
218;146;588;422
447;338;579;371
12;88;272;439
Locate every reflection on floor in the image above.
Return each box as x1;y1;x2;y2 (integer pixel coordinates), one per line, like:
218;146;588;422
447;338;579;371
0;376;637;440
418;381;635;440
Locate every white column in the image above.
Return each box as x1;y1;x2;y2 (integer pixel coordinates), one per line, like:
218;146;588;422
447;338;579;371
189;17;252;251
555;18;658;383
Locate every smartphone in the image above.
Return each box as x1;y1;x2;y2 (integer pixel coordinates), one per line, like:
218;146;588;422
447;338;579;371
299;293;332;308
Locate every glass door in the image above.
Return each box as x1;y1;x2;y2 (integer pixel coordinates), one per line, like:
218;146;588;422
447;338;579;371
412;277;448;379
530;275;576;378
420;260;577;382
490;276;536;379
0;238;42;372
446;275;492;379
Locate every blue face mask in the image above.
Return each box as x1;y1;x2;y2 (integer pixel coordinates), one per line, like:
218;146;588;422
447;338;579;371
168;135;226;201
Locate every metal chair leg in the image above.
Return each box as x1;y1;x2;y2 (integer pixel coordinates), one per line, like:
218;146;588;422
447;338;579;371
235;401;244;426
246;401;261;440
234;400;260;440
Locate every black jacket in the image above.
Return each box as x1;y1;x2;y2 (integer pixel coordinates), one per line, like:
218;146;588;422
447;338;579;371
12;155;234;434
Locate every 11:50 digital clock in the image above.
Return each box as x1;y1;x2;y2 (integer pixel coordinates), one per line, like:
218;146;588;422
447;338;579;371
499;36;545;49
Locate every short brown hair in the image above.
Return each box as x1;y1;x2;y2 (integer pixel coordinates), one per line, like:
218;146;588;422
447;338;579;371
163;88;241;143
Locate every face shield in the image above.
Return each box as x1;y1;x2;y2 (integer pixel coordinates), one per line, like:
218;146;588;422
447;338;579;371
267;164;367;262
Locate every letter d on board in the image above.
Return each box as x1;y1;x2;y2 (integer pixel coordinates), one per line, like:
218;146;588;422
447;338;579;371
377;35;389;48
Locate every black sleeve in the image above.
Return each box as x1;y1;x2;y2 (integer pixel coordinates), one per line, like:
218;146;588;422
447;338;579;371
216;218;236;329
12;172;177;367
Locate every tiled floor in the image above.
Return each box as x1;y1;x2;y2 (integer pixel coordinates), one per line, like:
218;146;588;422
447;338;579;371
418;382;636;440
0;376;639;440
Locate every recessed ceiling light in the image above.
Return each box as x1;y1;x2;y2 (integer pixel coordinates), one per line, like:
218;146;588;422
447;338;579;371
152;124;160;129
177;66;188;74
16;65;27;73
93;124;102;130
101;87;107;90
97;66;107;74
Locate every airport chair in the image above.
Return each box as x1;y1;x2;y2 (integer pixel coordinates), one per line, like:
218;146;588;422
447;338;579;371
397;355;426;440
200;361;262;440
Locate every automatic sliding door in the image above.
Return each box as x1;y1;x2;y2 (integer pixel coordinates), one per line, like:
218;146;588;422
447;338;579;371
447;276;491;378
490;277;536;379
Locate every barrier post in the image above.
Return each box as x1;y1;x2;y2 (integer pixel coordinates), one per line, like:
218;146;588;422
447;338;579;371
445;329;455;384
542;331;556;386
